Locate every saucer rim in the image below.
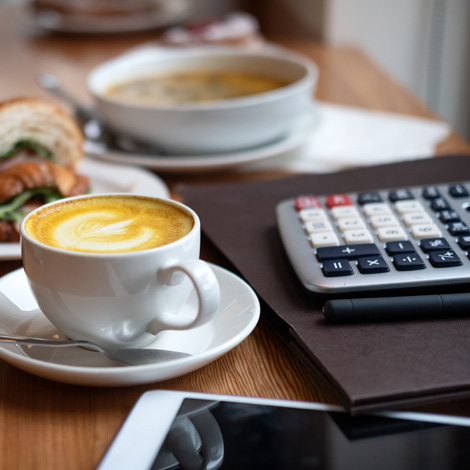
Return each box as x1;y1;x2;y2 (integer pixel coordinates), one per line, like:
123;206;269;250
30;0;190;34
84;109;319;173
0;264;260;386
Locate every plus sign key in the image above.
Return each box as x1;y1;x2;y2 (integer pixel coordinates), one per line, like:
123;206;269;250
316;244;380;261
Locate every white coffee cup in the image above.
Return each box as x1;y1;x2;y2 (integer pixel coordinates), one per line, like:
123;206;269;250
20;194;220;349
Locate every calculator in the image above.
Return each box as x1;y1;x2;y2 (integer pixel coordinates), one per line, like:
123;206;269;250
276;181;470;294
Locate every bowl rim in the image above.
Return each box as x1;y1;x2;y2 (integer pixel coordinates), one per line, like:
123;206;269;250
87;46;319;111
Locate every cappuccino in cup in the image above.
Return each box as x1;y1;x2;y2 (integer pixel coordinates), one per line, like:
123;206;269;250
21;194;220;349
24;195;194;253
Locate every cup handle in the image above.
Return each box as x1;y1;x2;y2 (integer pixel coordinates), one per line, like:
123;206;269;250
148;259;220;333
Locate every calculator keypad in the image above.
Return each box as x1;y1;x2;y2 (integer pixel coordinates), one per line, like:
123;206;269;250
276;182;470;294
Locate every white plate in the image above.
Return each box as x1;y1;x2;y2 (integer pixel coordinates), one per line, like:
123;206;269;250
30;0;190;34
0;264;260;386
85;111;317;173
0;157;169;260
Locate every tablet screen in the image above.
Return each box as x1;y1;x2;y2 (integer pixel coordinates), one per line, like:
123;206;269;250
152;398;470;469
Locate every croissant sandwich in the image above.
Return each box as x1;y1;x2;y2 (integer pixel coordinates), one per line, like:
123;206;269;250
0;97;83;170
0;97;89;242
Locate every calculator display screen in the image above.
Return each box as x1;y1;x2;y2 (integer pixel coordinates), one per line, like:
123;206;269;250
152;399;470;469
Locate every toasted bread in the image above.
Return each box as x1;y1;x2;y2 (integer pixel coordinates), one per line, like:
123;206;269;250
0;97;84;170
0;160;89;204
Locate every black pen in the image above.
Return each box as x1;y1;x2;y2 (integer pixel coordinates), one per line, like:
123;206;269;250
323;293;470;323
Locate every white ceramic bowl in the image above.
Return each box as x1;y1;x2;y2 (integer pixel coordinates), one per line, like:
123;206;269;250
87;46;318;154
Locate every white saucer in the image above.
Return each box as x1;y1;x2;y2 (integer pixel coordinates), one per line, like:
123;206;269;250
85;112;317;173
0;157;169;260
0;264;260;387
30;0;190;34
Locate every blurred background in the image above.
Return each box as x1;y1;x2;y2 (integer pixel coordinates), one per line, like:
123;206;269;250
3;0;469;142
223;0;470;143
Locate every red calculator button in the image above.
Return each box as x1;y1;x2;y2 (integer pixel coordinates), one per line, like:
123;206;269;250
325;194;352;208
295;196;321;211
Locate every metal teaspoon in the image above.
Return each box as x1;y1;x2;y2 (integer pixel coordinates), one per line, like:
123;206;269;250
0;333;190;366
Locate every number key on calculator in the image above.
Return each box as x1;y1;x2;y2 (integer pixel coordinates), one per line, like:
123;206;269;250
276;182;470;294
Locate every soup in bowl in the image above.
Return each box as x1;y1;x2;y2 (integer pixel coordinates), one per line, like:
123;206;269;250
87;46;318;154
103;71;289;105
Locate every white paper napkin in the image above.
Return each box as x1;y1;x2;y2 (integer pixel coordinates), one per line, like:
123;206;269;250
243;101;451;173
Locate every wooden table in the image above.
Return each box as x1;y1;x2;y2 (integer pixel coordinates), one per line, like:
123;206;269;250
1;4;470;469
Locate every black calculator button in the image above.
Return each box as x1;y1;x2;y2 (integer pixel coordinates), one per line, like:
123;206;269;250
389;189;414;202
393;253;426;271
448;184;469;198
322;260;353;277
447;222;470;236
458;236;470;250
430;198;450;212
316;244;380;261
420;238;451;252
357;256;390;274
357;192;383;205
385;241;415;255
422;186;441;199
428;250;462;268
439;210;460;223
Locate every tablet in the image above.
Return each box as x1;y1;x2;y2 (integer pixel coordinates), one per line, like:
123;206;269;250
99;390;470;469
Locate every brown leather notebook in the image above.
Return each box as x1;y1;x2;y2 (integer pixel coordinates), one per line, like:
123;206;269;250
177;155;470;413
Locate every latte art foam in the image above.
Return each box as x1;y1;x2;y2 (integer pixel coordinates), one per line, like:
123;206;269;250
25;196;194;253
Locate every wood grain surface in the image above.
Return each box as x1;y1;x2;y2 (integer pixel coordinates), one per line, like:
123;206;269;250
0;4;469;469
